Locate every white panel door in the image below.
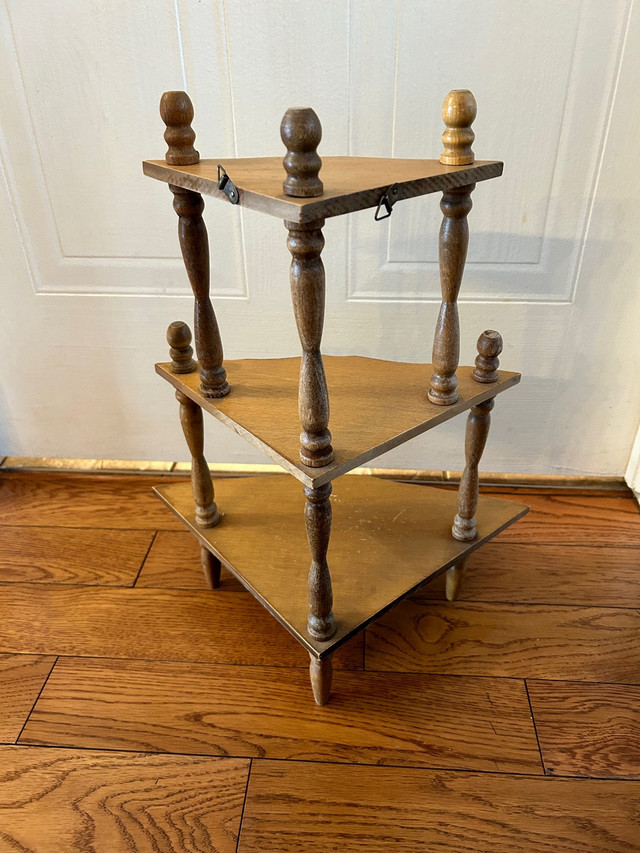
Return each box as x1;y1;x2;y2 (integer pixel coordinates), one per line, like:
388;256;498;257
1;0;639;475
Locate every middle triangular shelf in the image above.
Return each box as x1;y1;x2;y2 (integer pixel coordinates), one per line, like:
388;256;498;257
156;355;520;488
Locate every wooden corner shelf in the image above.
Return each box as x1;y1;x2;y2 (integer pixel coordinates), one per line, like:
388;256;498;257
144;88;528;704
154;475;528;658
156;356;520;489
143;157;503;222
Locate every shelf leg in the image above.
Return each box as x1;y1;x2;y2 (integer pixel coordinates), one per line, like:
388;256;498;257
309;653;333;705
452;398;494;541
286;218;334;468
428;183;475;406
446;559;467;601
201;546;221;589
304;483;336;641
176;391;221;528
169;185;229;399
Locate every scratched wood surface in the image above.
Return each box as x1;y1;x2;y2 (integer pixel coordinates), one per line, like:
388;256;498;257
1;471;639;851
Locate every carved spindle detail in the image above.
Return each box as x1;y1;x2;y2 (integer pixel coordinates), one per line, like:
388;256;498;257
167;321;196;374
281;107;323;198
428;184;475;405
452;398;494;541
170;186;230;398
176;390;220;528
440;89;476;166
446;559;467;601
473;330;503;383
160;90;199;166
286;219;333;467
201;546;221;589
309;653;333;706
304;483;335;640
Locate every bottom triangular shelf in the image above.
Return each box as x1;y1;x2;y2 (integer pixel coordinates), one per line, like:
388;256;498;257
154;475;528;658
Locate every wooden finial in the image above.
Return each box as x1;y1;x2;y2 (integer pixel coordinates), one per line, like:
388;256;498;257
160;91;199;165
440;89;476;166
167;320;196;374
473;330;503;383
281;107;323;198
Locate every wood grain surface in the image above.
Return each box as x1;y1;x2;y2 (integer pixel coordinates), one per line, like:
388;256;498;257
20;657;541;773
239;760;640;852
137;530;242;589
143;156;503;222
0;525;153;584
487;492;640;545
0;655;56;742
156;357;520;488
154;476;527;657
365;601;640;681
416;542;640;605
0;472;183;529
0;745;248;853
0;584;362;669
527;680;640;779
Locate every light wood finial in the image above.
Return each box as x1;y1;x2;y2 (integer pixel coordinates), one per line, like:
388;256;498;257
440;89;476;166
167;320;196;374
473;330;503;383
281;107;323;198
160;91;199;165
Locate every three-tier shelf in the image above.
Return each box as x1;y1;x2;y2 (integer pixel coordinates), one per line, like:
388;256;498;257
143;89;528;705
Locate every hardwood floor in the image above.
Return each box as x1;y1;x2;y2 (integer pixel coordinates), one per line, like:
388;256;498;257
0;471;639;852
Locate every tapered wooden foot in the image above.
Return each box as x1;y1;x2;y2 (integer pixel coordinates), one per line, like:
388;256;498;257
446;560;466;601
201;546;221;589
309;653;333;705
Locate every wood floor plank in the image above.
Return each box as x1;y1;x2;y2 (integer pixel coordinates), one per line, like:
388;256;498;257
0;655;56;742
20;657;541;773
136;530;242;589
0;584;362;670
0;471;183;529
485;492;640;545
528;680;640;779
239;760;640;852
416;542;640;606
365;601;640;681
0;745;248;853
0;526;153;585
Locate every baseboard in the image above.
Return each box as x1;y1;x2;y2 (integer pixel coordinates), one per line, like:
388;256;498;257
0;456;630;493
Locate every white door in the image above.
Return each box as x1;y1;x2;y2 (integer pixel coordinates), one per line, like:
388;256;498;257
2;0;639;476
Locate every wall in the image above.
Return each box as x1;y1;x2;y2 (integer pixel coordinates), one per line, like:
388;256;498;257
1;0;639;475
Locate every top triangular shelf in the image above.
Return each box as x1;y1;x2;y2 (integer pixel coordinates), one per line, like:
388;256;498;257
142;156;502;223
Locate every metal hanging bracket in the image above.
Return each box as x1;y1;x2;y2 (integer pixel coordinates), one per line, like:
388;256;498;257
217;164;239;204
374;183;400;220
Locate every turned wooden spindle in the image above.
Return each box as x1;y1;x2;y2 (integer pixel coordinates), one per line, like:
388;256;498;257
286;219;333;467
473;330;503;383
440;89;476;166
201;546;221;589
304;483;335;641
428;183;474;405
160;91;229;398
169;188;229;398
175;390;220;528
160;90;199;165
167;321;196;374
309;653;333;706
452;398;494;541
281;107;323;198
